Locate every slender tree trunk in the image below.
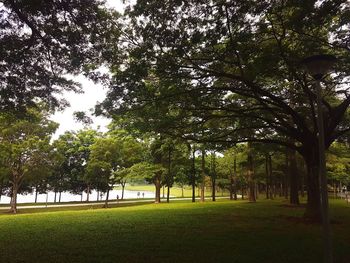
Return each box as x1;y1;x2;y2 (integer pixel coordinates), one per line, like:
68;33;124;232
104;188;110;208
211;152;216;202
191;145;196;202
54;191;57;203
181;186;184;198
162;185;165;198
247;142;256;202
241;186;244;200
212;177;216;201
200;148;205;202
268;154;274;200
59;191;62;203
167;186;170;203
86;185;90;202
97;190;100;201
167;148;172;203
284;151;289;199
121;181;126;200
265;154;270;199
229;171;234;200
35;185;39;203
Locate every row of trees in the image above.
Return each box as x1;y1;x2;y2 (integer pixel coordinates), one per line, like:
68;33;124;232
1;107;349;214
1;1;349;222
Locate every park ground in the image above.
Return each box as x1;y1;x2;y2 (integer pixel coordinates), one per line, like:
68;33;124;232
0;197;349;263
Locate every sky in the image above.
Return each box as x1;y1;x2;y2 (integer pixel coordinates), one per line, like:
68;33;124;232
50;0;124;139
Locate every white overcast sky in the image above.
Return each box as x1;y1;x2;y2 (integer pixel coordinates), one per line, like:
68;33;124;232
50;0;124;139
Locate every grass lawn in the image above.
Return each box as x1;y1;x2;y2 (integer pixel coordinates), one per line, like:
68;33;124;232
0;199;349;263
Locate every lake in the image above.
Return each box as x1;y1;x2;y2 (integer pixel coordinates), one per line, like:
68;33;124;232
0;189;155;204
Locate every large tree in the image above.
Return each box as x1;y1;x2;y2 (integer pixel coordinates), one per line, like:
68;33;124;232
0;108;57;213
99;0;350;221
0;0;119;112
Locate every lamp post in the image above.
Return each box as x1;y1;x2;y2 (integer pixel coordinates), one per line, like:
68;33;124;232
302;54;336;263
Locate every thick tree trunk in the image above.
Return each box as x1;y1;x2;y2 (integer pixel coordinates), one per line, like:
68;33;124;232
247;142;256;202
154;175;161;203
200;148;205;202
304;151;322;222
10;184;18;214
288;148;300;205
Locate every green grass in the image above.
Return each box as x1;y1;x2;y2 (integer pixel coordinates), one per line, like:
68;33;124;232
0;199;349;263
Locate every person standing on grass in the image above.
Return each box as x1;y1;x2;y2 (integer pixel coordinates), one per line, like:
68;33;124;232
137;192;140;198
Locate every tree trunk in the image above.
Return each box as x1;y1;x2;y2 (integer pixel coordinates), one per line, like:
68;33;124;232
59;191;62;203
265;154;270;199
200;148;205;202
97;190;100;201
121;181;126;200
181;186;184;198
10;184;18;214
247;142;256;202
167;186;170;203
166;148;172;203
191;146;196;203
288;148;300;205
35;186;39;203
104;188;110;208
212;177;216;201
154;175;161;203
304;151;322;222
268;154;274;200
54;191;57;203
86;185;90;202
162;185;165;198
229;171;234;200
284;150;289;199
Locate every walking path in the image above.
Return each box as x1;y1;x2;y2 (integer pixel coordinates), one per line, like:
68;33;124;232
0;196;231;211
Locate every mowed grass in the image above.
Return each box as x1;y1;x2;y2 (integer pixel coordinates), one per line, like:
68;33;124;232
0;199;349;263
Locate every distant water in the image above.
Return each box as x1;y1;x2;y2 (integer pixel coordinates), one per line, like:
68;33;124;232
0;189;155;204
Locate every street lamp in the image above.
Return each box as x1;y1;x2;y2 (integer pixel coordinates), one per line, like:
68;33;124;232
302;54;337;263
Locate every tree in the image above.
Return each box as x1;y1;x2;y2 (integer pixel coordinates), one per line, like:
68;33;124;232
99;0;350;221
0;0;119;113
0;108;57;213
